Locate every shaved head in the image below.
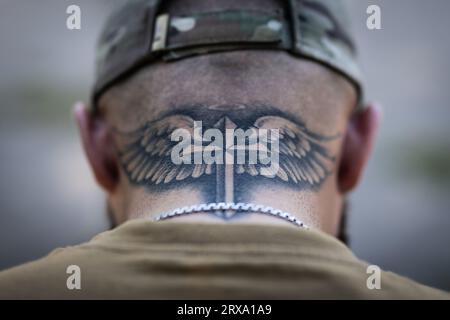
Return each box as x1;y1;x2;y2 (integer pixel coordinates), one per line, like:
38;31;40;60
99;50;356;132
98;0;357;128
78;0;377;239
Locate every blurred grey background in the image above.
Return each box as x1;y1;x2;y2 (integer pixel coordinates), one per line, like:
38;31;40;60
0;0;449;290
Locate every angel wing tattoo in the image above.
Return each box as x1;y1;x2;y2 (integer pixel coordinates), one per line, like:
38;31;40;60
251;116;337;187
116;111;339;203
117;114;209;186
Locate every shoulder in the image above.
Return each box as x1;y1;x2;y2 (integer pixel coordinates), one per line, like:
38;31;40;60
0;241;108;299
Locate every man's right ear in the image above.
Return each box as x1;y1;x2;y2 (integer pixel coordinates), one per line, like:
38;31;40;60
74;102;119;193
337;104;381;193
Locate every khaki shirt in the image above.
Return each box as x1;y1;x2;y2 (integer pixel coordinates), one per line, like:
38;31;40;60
0;220;448;299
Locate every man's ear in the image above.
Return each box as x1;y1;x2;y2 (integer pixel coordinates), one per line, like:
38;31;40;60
338;104;381;193
74;102;119;193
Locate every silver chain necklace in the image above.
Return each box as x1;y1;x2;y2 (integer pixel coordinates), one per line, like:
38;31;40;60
153;202;309;229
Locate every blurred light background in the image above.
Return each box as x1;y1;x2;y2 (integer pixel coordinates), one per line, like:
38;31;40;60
0;0;449;290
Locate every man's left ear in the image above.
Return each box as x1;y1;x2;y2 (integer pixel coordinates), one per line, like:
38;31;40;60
74;102;119;192
337;103;381;193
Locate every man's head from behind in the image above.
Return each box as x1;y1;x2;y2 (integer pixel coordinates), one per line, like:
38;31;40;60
75;0;380;238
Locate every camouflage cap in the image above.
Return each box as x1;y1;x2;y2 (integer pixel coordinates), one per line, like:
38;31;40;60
93;0;363;110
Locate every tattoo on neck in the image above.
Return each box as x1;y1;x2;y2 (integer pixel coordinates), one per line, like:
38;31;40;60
114;103;339;220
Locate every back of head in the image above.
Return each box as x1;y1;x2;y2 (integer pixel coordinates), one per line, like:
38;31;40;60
94;0;362;109
76;0;378;239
